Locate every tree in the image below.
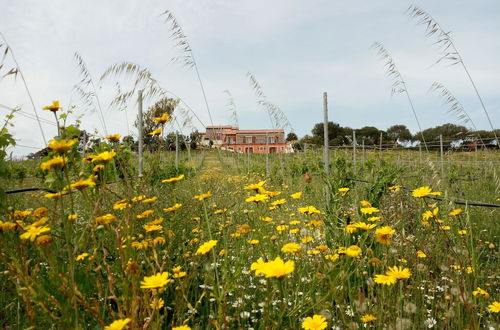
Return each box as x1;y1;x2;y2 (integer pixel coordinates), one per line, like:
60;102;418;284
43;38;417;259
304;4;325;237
311;122;350;145
355;126;385;145
189;131;201;150
286;132;298;142
135;97;178;151
387;125;412;143
415;123;468;143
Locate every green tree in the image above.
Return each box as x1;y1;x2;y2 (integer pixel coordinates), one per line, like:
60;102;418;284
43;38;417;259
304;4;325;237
286;132;298;142
311;122;350;145
387;125;412;142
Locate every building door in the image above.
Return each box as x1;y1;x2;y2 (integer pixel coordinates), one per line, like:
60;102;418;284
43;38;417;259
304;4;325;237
245;147;253;153
269;147;276;153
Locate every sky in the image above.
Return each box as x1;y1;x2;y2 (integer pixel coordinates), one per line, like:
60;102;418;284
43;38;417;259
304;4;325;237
1;0;499;157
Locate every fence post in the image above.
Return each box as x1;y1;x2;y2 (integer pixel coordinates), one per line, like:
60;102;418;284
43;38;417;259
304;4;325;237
175;131;179;169
353;131;357;174
362;139;365;164
138;90;144;176
323;92;330;175
440;134;444;179
266;132;269;177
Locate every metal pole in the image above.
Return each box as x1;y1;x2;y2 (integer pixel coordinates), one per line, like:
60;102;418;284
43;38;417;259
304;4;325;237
362;139;365;163
138;90;144;176
353;131;357;174
175;130;179;169
440;134;444;179
323;92;329;175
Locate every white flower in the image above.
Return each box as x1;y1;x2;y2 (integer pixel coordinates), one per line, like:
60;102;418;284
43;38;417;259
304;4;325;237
425;317;437;328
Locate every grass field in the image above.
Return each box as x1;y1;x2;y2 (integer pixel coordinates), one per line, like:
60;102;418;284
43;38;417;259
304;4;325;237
1;142;499;329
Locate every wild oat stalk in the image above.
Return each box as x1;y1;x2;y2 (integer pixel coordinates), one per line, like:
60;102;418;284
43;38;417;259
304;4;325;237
223;90;239;127
408;5;498;146
372;42;428;151
73;52;108;135
429;82;485;146
246;72;294;132
0;32;47;145
100;62;206;128
162;10;215;127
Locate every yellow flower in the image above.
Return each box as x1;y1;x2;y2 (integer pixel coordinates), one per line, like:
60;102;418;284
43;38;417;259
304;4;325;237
162;174;185;183
137;210;154;219
149;128;162;136
244;180;266;191
154;113;170;124
143;224;163;232
412;186;437;198
281;243;301;253
245;194;269;203
449;208;463;216
422;207;439;220
95;214;116;225
92;150;116;163
473;287;489;298
297;206;321;214
301;314;327;330
290;192;302;199
253;257;295;278
44;191;67;199
360;314;376;323
48;139;77;152
388;185;401;191
106;134;121;142
40;156;66;170
247;239;259;245
375;226;395;245
150;298;165;309
271;198;286;206
35;234;52;246
69;176;96;190
345;224;357;233
42;100;61;112
104;318;131;330
301;236;313;243
345;245;362;258
385;266;411;280
163;203;182;212
368;216;381;222
374;274;397;285
172;326;191;330
140;272;172;290
0;221;17;232
338;187;349;196
141;196;157;204
195;240;218;255
194;191;213;201
458;229;467;236
360;207;379;215
360;200;372;207
325;254;339;261
93;164;105;172
353;222;376;230
416;250;427;258
20;226;50;241
67;213;78;221
114;200;130;210
76;253;89;261
489;301;500;313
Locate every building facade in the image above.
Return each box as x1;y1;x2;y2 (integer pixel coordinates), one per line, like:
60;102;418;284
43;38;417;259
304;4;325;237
201;126;292;153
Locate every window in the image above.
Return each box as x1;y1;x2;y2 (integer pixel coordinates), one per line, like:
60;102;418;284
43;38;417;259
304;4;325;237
268;136;275;144
259;146;264;151
245;136;252;144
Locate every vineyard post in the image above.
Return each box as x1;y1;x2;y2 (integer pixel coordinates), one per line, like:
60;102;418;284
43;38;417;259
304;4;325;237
323;92;329;175
353;131;357;174
175;130;179;169
138;90;144;176
323;92;330;207
440;134;444;179
266;132;269;177
362;139;365;163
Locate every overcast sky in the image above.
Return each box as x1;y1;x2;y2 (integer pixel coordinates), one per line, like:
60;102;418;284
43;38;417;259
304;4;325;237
1;0;499;156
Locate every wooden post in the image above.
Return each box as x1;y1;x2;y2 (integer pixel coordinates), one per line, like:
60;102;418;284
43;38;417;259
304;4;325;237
439;134;444;179
138;90;144;176
353;131;357;174
266;132;269;177
362;139;365;164
175;131;179;169
323;92;329;175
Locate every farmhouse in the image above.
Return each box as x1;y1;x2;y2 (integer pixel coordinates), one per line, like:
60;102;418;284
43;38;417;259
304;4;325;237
201;126;292;153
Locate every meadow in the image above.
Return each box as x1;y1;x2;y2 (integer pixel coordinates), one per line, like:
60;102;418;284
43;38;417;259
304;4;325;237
1;124;499;329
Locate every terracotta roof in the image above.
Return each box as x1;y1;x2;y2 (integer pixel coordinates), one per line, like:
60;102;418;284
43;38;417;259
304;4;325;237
237;129;284;133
